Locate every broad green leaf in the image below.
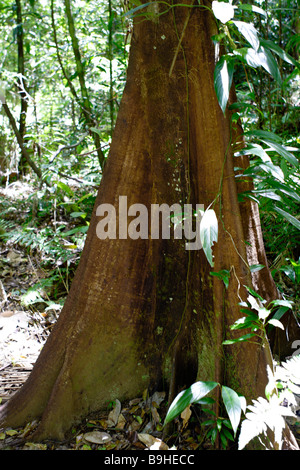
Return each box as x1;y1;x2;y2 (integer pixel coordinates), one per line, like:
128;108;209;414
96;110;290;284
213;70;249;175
212;1;235;23
244;285;264;301
70;211;87;219
267;319;284;330
234;47;281;83
256;162;284;182
56;181;74;197
236;3;267;17
253;189;282;202
223;333;256;345
249;264;265;273
264;179;300;203
221;386;242;436
256;47;281;83
260;39;300;69
229;316;257;331
62;226;89;236
214;56;234;114
290;259;300;283
269;306;290;327
260;140;299;167
233;20;260;51
245;129;282;143
236;144;271;161
273;206;300;230
200;209;218;267
164;381;218;425
90;127;102;136
269;299;294;309
210;269;230;288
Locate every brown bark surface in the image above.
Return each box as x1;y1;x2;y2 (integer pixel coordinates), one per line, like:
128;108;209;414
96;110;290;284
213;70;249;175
0;2;281;441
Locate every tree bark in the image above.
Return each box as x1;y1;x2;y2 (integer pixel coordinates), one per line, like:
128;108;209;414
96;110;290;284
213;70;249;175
0;2;287;444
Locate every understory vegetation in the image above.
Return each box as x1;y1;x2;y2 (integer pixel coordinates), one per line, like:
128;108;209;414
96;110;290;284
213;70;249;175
0;0;299;450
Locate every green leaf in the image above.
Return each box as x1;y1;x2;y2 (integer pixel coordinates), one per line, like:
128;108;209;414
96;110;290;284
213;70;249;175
267;319;284;330
244;285;264;301
236;143;270;161
245;129;282;143
212;1;235;23
236;3;267;17
273;206;300;230
234;47;281;83
223;333;256;345
249;264;265;273
164;381;218;425
70;211;87;219
200;209;218;267
214;56;234;114
221;386;242;436
260;39;300;69
256;47;281;83
210;269;230;288
124;1;152;17
233;20;260;51
229;316;257;331
269;299;294;309
260;140;299;167
254;162;284;182
62;226;89;236
56;181;74;197
264;179;300;203
290;259;300;283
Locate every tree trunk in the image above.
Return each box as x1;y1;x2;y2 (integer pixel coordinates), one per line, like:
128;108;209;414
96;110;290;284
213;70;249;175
63;0;106;168
0;2;284;443
15;0;29;175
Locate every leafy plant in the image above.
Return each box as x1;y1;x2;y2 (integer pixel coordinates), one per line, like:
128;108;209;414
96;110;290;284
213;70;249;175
238;355;300;450
211;1;300;114
222;287;294;347
164;380;246;449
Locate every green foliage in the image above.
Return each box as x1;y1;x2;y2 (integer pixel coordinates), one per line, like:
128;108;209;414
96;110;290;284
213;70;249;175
222;288;294;346
211;0;300;324
238;355;300;450
164;380;246;449
211;0;300;115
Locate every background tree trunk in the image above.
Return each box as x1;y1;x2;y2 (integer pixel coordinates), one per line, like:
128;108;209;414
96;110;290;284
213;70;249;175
63;0;106;168
0;2;278;441
15;0;29;175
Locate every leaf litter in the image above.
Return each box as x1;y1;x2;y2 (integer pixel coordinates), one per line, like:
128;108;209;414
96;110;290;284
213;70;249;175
0;386;209;450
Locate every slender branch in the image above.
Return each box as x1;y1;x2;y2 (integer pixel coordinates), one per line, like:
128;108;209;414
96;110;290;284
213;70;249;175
1;101;48;185
49;133;88;163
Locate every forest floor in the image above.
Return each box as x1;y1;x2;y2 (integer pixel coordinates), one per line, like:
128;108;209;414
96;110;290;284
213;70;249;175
0;179;300;452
